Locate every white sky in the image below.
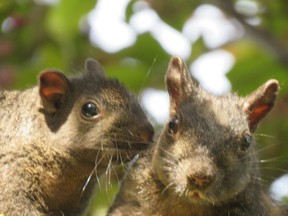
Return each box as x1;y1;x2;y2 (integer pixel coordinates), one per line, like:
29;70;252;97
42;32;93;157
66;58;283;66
270;174;288;202
88;0;136;53
191;49;234;95
140;88;169;124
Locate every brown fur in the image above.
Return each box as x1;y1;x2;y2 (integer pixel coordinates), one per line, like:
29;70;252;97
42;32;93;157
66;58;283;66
108;56;283;216
0;59;154;215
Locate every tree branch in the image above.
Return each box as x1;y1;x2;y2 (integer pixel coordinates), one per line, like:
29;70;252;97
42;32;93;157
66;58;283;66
213;0;288;66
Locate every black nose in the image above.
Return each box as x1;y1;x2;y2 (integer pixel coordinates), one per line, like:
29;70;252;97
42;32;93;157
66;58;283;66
137;123;154;143
187;173;214;189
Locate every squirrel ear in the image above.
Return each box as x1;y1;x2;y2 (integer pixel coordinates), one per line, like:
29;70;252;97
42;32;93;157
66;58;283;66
85;58;106;78
165;56;193;112
242;79;279;132
39;71;70;113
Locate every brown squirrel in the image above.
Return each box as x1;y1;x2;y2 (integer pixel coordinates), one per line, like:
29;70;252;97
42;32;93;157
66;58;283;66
0;59;154;215
108;56;283;216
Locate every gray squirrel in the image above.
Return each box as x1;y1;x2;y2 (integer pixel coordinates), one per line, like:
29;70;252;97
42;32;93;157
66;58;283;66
108;56;283;216
0;59;154;215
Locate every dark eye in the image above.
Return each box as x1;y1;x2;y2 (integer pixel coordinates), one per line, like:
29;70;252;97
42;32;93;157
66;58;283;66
82;102;99;119
168;116;179;134
240;133;252;152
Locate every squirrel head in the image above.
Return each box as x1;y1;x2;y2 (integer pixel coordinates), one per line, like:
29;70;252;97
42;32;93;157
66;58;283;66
38;58;154;167
153;56;278;205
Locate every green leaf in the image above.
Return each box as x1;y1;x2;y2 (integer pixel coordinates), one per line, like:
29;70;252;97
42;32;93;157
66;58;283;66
46;0;95;42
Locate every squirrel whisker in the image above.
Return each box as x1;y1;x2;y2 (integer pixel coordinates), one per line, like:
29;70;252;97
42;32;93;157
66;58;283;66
161;181;175;194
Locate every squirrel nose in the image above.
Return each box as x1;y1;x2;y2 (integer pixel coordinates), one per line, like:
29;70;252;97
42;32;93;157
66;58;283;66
138;124;154;143
187;173;214;189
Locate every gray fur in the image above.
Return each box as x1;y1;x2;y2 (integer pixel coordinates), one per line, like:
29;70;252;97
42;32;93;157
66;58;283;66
0;59;154;215
108;56;282;216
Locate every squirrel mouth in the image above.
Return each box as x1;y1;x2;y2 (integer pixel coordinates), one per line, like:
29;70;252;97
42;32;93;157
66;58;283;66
191;192;200;199
113;141;150;151
187;190;207;202
108;141;150;162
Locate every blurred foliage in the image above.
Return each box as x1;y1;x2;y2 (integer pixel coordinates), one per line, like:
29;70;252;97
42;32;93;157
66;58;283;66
1;0;288;214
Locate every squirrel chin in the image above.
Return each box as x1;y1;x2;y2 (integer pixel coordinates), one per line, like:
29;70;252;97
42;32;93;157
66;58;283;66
185;190;210;204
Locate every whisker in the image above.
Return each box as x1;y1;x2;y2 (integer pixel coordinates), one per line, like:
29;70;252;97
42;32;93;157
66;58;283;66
108;137;153;144
80;142;150;152
255;144;276;153
81;168;94;195
251;176;267;183
125;151;133;162
185;187;189;198
106;155;113;186
94;152;107;188
94;151;105;169
121;160;131;178
160;147;178;163
260;156;284;163
181;188;186;199
254;133;275;139
260;167;288;172
78;168;95;207
161;157;177;167
116;144;120;163
162;182;174;194
111;163;121;184
125;128;134;137
104;156;114;202
138;56;157;97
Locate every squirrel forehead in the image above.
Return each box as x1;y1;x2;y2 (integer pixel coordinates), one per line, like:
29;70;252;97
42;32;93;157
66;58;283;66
99;86;134;106
72;75;135;106
99;79;136;107
179;92;248;134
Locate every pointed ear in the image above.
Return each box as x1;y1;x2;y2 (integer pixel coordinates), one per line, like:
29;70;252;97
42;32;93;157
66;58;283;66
165;56;194;113
242;79;279;132
39;71;70;113
85;58;106;78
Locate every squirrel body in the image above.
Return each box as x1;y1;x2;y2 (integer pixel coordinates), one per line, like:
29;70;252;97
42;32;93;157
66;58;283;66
0;59;154;215
108;56;283;216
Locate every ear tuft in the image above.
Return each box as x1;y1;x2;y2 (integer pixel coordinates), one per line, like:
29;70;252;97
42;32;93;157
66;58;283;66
243;79;279;132
170;56;183;71
165;56;194;113
165;57;182;111
39;71;70;113
85;58;106;78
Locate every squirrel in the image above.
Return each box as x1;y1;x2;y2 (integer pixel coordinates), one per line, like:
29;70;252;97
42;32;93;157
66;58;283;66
108;56;284;216
0;58;154;215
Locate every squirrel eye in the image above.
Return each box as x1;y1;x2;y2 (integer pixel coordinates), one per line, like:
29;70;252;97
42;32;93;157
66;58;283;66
240;133;252;151
82;102;99;119
168;116;179;134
